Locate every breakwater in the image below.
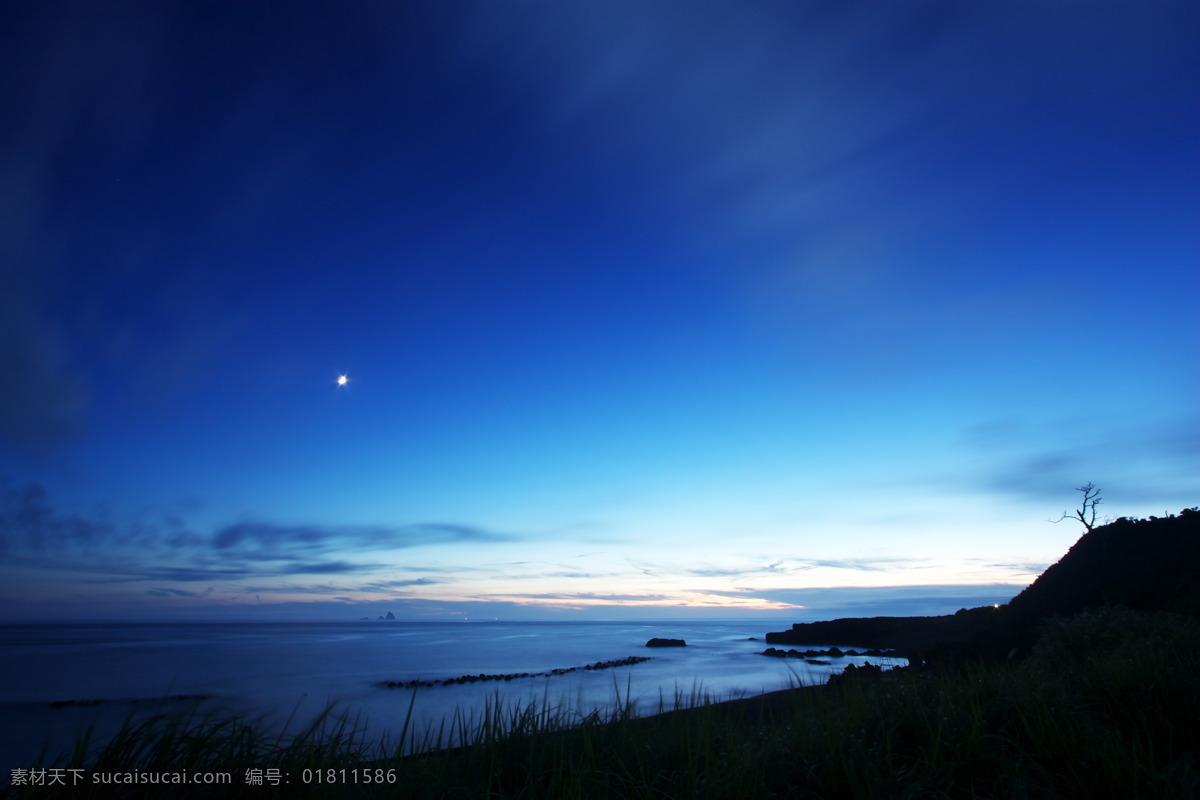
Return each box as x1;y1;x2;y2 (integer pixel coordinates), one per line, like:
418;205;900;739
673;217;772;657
46;693;211;709
379;656;654;689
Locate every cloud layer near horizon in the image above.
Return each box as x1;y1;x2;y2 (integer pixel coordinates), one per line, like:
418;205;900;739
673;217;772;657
0;478;1032;621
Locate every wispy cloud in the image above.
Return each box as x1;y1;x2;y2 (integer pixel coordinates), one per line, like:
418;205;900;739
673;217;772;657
505;592;673;603
0;479;511;590
114;566;256;583
234;577;440;597
954;415;1200;509
0;479;113;552
280;560;383;575
685;560;785;578
212;520;512;559
0;479;1046;621
359;578;441;591
684;557;910;578
145;587;209;599
987;562;1052;576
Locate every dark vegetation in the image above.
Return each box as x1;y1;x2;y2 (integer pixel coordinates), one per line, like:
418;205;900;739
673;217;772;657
7;508;1198;798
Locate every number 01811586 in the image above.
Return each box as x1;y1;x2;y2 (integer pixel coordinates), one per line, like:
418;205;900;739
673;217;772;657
301;768;397;784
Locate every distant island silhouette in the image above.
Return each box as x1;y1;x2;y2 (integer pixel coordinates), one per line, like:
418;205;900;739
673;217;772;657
767;507;1200;665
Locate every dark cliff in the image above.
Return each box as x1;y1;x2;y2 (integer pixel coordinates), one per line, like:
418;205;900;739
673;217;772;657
988;507;1200;656
767;507;1200;661
764;607;998;651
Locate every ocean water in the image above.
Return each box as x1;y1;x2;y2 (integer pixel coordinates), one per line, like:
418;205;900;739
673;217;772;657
0;620;904;770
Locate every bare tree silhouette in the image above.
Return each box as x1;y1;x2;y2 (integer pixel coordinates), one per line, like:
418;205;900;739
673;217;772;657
1050;482;1102;532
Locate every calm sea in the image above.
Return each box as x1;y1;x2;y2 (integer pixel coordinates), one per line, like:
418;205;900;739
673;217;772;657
0;620;903;770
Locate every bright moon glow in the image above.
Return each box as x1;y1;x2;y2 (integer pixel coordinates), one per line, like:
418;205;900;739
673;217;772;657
336;374;348;386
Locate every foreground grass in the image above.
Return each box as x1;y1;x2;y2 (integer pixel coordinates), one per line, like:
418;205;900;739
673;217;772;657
7;607;1199;798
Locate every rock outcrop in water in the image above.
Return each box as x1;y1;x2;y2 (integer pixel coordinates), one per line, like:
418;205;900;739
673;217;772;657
645;638;686;647
761;646;893;660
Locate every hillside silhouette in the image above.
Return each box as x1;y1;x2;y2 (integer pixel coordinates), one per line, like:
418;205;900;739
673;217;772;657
767;507;1200;662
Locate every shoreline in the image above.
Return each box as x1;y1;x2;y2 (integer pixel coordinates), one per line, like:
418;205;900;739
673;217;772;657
637;681;834;727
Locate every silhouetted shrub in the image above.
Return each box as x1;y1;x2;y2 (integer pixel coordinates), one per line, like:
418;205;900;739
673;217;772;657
1027;605;1200;669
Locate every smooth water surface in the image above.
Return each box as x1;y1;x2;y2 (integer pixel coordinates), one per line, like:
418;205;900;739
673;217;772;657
0;620;903;769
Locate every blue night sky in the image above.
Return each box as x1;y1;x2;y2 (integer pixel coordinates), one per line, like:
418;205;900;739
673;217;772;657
1;2;1196;622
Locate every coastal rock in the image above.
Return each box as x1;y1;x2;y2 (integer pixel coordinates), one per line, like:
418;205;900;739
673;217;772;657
761;646;891;660
645;638;687;647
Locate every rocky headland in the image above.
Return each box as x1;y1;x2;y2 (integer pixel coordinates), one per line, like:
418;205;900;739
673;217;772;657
766;507;1200;666
765;608;997;659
